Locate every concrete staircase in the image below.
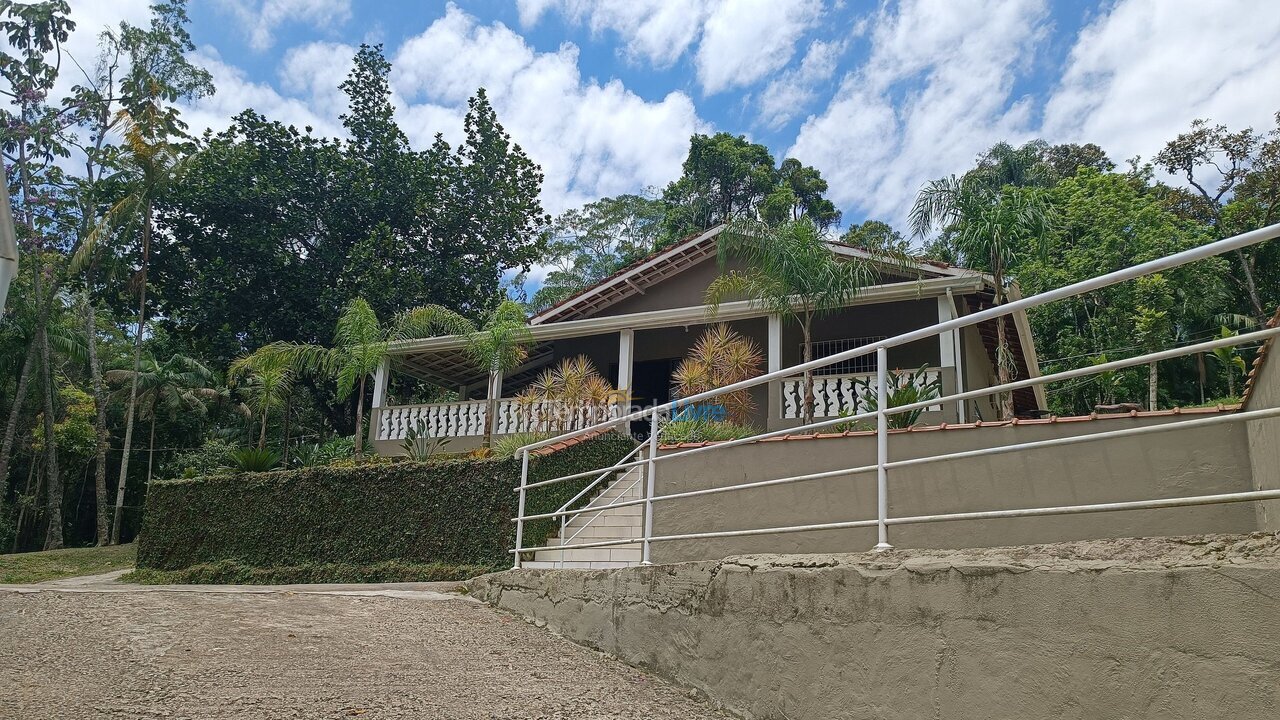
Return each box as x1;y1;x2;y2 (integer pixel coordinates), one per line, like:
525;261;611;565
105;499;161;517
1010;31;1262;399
522;464;645;569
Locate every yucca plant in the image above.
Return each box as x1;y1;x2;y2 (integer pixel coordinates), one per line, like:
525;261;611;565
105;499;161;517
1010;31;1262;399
226;447;281;473
671;324;763;424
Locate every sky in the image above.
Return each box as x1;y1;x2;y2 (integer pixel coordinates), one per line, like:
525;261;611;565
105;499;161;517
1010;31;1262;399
51;0;1280;240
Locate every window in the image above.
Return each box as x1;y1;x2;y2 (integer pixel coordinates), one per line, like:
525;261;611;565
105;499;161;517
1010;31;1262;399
804;336;886;375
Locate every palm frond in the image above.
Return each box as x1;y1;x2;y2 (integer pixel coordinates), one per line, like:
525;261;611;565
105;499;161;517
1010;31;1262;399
391;304;475;341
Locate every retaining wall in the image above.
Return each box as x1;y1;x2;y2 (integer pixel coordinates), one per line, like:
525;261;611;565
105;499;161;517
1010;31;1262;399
470;535;1280;719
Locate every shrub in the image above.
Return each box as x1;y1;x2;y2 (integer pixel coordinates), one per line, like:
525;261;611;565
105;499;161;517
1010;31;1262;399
137;431;636;573
226;447;281;472
172;439;237;479
291;436;355;468
491;432;552;459
659;419;761;444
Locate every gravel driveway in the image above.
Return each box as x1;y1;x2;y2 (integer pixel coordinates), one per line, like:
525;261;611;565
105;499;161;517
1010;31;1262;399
0;577;729;719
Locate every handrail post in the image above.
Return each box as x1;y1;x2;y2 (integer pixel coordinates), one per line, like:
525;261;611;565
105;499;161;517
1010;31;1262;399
642;408;660;565
559;515;566;569
874;346;892;551
515;448;529;569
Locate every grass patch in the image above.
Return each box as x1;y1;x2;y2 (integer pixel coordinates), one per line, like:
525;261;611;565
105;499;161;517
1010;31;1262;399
0;544;137;584
120;559;495;585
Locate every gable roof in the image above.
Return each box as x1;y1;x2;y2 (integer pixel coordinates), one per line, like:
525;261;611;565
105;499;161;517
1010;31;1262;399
530;223;978;325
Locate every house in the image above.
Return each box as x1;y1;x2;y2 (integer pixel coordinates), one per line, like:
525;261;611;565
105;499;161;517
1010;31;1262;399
370;224;1046;454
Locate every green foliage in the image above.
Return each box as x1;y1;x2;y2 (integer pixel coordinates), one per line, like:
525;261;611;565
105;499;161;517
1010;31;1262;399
122;559;487;586
671;324;763;424
226;447;281;473
170;438;236;479
490;432;552;459
290;436;355;468
659;419;761;444
136;432;636;572
400;421;451;462
845;364;944;430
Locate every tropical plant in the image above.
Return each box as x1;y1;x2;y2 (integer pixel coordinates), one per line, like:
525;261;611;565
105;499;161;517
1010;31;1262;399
491;432;552;459
400;420;451;462
291;436;356;468
226;447;281;473
707;217;910;425
671;324;763;424
515;355;615;435
240;298;472;458
228;349;297;450
1210;326;1249;398
467;300;534;447
1132;274;1174;410
105;353;217;490
910;177;1054;419
846;364;945;430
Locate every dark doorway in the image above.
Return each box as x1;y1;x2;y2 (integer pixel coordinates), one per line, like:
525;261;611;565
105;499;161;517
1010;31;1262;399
611;357;680;439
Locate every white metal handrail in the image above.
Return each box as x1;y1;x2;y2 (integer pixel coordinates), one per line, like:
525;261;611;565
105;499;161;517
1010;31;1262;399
510;222;1280;568
558;469;645;568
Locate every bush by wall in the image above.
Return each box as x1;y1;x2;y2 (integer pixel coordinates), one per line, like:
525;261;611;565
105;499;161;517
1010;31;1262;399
137;431;636;573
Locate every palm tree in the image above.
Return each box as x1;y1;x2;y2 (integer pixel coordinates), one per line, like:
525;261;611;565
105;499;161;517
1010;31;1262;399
706;218;906;425
910;178;1054;419
229;350;297;450
671;324;764;424
105;354;217;505
245;299;472;458
466;300;534;448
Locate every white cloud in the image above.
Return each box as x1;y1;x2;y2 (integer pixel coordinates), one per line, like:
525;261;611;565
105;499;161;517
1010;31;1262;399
517;0;712;68
278;41;356;118
184;48;342;138
757;39;843;130
391;4;707;214
219;0;352;51
1042;0;1280;169
695;0;824;95
789;0;1048;230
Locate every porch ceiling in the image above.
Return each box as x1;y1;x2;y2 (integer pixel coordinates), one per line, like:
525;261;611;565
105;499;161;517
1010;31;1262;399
394;343;556;392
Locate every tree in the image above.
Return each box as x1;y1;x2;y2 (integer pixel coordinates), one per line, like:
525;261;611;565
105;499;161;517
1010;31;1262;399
661;132;777;239
531;194;666;312
671;324;764;424
1209;326;1248;398
105;353;215;487
761;158;841;229
466;300;533;448
910;177;1054;419
840;221;908;252
1132;274;1174;410
228;350;296;450
707;218;899;425
244;299;471;458
1156;114;1279;321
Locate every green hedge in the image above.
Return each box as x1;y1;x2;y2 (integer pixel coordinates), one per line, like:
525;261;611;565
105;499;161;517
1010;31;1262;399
136;432;636;572
122;560;491;585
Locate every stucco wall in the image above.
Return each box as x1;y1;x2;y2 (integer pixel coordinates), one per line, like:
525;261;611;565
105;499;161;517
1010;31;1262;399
1247;346;1280;531
470;537;1280;720
651;412;1258;563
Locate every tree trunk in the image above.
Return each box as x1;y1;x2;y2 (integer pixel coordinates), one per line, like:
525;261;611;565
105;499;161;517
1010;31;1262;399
84;294;111;545
800;319;814;427
0;342;36;489
146;409;157;486
1226;368;1236;398
112;202;152;545
1196;353;1206;406
257;407;269;450
353;375;366;458
1147;361;1159;411
37;322;63;551
1234;249;1266;321
12;453;37;552
483;368;498;449
991;271;1015;421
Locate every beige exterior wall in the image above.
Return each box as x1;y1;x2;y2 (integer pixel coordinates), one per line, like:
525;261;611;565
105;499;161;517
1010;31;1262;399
1248;347;1280;530
651;413;1258;563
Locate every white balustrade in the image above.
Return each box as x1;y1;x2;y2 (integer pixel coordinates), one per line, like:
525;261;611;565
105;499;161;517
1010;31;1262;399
376;399;624;441
779;370;943;420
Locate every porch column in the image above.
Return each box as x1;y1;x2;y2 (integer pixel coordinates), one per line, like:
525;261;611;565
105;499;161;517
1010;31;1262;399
370;358;389;447
767;314;782;424
617;329;634;410
938;294;965;423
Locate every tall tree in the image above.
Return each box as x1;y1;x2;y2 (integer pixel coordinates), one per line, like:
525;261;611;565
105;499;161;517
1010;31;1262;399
706;218;904;425
761;157;841;230
466;300;533;448
662;132;777;239
105;353;215;487
910;178;1054;419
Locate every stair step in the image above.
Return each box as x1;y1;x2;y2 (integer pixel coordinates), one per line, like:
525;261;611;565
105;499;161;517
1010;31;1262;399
550;525;642;540
533;546;642;563
546;535;640;547
565;513;642;529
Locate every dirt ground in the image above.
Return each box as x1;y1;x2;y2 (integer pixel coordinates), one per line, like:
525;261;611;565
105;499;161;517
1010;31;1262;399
0;578;730;720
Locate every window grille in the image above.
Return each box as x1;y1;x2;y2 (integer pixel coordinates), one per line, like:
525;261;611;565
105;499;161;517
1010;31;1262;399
804;336;887;375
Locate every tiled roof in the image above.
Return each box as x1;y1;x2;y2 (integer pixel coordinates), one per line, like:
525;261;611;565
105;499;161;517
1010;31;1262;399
1241;306;1280;409
657;404;1242;449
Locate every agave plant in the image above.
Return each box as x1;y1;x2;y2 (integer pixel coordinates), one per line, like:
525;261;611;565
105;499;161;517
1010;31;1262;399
671;324;764;424
848;364;943;429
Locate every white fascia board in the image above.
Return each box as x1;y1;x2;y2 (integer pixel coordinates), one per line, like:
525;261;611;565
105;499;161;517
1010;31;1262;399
390;275;985;356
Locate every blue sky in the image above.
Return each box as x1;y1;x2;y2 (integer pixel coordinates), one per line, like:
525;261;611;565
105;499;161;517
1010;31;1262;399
59;0;1280;240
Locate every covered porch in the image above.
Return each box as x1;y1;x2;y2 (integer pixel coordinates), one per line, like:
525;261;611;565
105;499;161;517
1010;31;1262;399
371;275;1040;454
